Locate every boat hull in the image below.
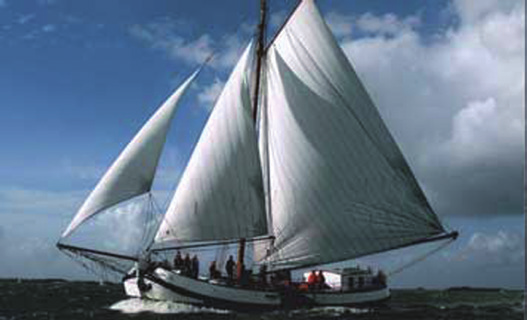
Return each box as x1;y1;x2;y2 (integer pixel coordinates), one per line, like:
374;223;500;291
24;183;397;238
123;268;390;310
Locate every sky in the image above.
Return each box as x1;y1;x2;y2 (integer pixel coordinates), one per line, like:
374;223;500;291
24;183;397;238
0;0;524;289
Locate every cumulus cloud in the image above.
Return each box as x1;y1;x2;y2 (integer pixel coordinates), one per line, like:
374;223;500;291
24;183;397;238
325;12;354;38
41;24;56;33
0;188;90;279
354;224;524;289
452;0;521;24
129;22;213;66
197;78;225;110
455;230;525;267
17;14;35;25
0;188;84;217
333;0;524;216
0;232;89;279
0;184;163;279
129;18;248;70
356;12;420;36
270;9;287;29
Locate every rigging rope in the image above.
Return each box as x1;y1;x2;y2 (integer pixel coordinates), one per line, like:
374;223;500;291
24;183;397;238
386;237;455;277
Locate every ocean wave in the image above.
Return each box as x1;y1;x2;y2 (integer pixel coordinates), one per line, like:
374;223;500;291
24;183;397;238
287;306;372;317
109;298;231;314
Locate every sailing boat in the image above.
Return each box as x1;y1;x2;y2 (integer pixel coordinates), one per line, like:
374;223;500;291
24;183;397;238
57;0;458;309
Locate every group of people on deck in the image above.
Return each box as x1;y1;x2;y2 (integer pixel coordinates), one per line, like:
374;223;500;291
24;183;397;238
170;252;329;291
173;251;199;278
307;270;327;290
209;255;251;285
171;252;258;286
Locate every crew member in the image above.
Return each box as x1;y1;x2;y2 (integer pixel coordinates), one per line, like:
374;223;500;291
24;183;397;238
183;253;191;276
209;261;218;279
225;255;235;283
316;270;326;289
307;270;317;290
173;251;183;270
191;255;199;279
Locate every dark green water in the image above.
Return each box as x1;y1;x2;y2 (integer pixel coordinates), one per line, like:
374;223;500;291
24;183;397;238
0;279;523;319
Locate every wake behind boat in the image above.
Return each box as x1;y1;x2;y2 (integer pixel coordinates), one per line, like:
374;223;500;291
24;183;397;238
57;0;458;310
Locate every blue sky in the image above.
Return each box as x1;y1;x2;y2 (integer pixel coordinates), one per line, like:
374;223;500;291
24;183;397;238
0;0;524;289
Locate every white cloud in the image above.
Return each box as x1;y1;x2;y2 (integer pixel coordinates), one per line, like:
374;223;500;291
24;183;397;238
336;0;524;215
270;10;287;29
129;23;214;66
444;97;523;166
211;34;245;70
197;78;225;110
17;14;35;25
0;188;85;217
453;0;521;24
352;223;524;289
129;19;248;70
326;12;354;38
454;230;525;267
356;12;420;36
62;160;105;181
42;24;56;33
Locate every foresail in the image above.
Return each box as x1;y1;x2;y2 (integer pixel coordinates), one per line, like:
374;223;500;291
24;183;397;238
154;42;268;244
61;71;199;238
261;0;445;269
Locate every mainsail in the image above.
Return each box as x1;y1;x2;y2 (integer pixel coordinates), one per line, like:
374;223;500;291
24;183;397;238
154;42;268;244
61;70;199;238
259;0;445;269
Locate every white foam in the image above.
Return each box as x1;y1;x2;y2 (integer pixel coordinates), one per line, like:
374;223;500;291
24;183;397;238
109;298;231;314
288;306;371;317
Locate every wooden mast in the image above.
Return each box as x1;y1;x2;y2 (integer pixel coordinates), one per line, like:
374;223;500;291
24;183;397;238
252;0;267;122
237;0;267;283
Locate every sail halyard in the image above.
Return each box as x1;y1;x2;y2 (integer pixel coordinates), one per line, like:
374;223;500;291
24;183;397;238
257;0;452;271
60;69;200;239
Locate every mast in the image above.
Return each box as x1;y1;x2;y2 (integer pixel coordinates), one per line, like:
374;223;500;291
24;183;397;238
251;0;267;122
237;0;268;277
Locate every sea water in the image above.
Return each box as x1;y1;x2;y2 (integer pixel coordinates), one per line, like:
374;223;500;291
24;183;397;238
0;279;523;319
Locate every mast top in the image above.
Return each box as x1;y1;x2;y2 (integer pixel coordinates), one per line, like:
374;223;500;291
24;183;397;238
251;0;268;122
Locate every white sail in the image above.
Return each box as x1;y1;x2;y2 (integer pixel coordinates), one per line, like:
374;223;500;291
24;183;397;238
261;0;444;269
61;71;199;238
155;42;267;244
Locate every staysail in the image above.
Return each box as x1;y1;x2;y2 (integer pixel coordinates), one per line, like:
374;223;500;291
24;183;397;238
61;70;199;238
154;42;268;244
260;0;445;269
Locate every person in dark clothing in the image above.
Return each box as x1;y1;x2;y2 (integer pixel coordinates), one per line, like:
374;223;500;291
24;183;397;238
173;251;183;270
209;261;218;279
225;255;235;283
316;271;326;290
191;255;199;279
183;253;191;276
